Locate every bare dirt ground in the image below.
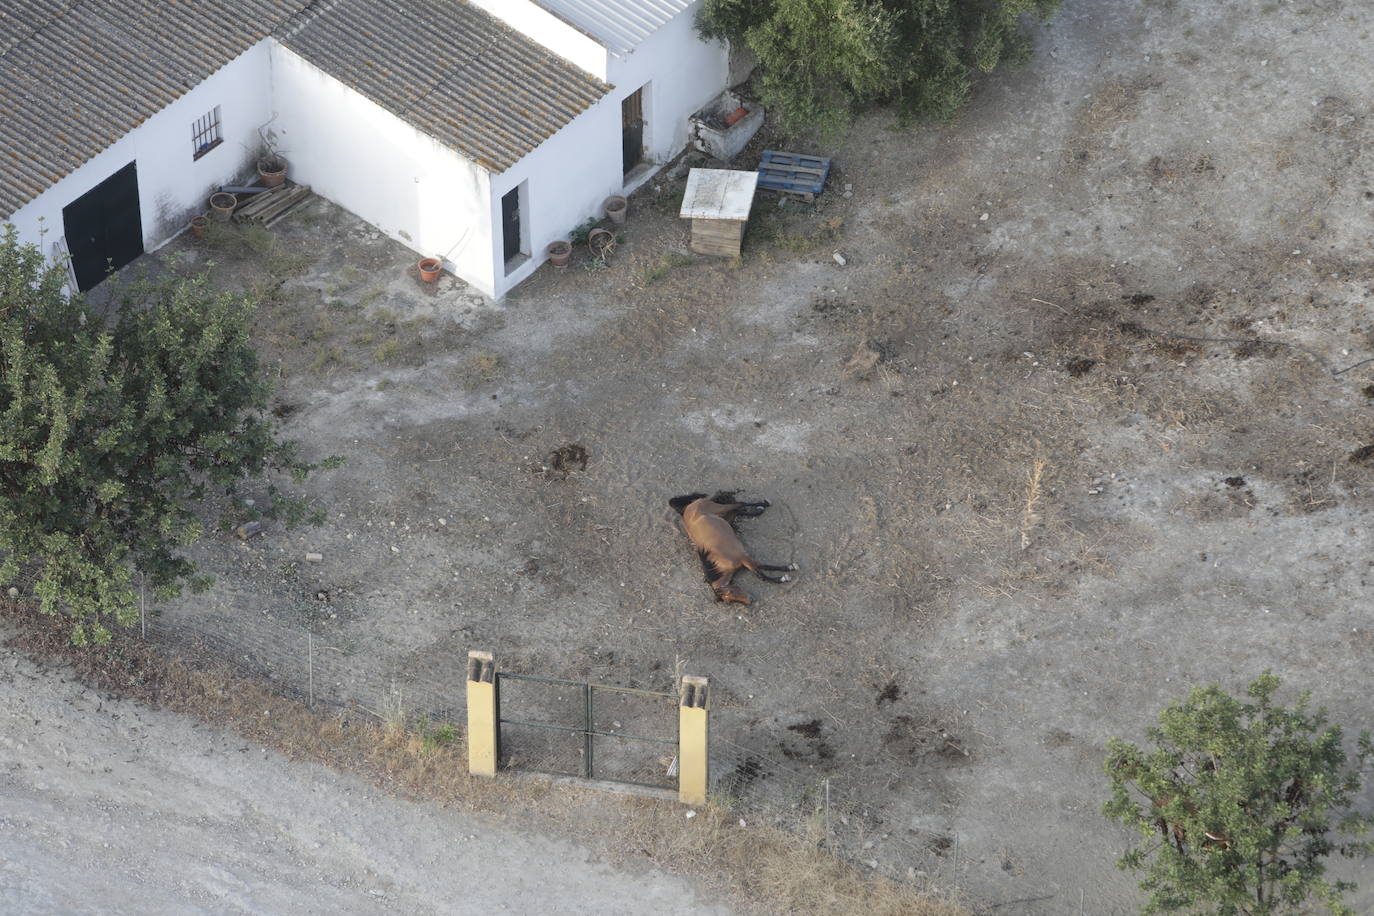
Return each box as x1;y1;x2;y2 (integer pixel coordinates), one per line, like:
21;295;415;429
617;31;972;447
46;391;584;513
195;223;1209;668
27;0;1374;911
0;619;734;915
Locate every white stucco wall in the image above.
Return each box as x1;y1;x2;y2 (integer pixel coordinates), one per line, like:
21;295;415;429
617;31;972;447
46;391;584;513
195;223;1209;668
5;42;273;260
466;0;608;80
267;43;497;298
489;2;728;296
606;2;728;172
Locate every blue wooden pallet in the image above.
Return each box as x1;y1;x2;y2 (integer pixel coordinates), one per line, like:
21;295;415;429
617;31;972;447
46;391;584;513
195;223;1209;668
757;150;832;200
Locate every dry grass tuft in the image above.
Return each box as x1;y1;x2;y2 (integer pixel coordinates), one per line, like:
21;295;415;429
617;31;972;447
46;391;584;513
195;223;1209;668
1019;457;1048;551
618;801;967;916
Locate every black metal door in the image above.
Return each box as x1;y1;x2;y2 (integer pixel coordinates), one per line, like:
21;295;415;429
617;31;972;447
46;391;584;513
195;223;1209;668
62;162;143;291
622;89;644;175
501;187;520;262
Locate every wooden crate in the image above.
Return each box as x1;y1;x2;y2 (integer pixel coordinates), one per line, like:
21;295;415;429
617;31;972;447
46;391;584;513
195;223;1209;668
679;168;758;259
689;218;745;257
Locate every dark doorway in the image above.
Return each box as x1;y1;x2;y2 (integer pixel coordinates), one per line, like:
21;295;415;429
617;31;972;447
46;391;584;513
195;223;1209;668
501;186;521;263
62;162;143;292
621;88;644;176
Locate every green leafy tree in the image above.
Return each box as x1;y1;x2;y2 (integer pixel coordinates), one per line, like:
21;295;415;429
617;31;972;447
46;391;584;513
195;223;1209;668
698;0;1060;136
0;224;337;644
1104;673;1373;915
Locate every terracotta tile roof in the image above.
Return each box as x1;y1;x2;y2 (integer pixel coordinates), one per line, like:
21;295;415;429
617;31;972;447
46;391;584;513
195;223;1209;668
278;0;610;173
0;0;313;219
0;0;610;220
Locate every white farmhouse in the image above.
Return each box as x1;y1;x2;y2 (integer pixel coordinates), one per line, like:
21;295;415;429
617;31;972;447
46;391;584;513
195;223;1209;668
0;0;729;298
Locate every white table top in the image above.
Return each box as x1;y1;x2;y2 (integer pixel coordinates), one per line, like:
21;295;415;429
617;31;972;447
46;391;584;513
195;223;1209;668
678;168;759;221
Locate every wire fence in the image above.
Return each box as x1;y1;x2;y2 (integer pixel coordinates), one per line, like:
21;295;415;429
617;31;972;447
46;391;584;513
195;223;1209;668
126;606;959;889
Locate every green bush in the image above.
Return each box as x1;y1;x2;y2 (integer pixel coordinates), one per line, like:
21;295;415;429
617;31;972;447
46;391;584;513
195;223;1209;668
0;225;338;643
1104;673;1373;915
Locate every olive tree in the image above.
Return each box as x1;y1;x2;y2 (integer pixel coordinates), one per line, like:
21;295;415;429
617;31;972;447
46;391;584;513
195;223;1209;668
0;224;336;644
698;0;1061;136
1104;673;1373;915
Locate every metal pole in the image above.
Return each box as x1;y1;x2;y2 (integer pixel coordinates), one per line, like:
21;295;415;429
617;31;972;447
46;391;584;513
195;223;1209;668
584;683;594;779
307;631;313;707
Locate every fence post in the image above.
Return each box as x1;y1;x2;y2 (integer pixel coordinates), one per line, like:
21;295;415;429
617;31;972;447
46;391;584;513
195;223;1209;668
466;650;498;777
678;675;709;805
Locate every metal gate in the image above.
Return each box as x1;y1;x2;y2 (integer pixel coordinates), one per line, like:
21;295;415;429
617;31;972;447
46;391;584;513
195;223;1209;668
495;672;678;790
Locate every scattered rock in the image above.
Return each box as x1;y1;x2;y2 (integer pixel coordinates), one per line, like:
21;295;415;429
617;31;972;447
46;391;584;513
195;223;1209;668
1223;476;1246;488
234;521;263;540
305;552;323;562
832;251;847;266
6;587;17;598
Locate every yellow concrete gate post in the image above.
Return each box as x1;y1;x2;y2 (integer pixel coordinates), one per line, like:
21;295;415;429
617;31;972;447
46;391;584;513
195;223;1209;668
678;676;710;805
466;650;497;777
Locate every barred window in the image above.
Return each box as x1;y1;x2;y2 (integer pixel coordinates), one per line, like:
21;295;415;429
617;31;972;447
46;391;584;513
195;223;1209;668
192;106;222;160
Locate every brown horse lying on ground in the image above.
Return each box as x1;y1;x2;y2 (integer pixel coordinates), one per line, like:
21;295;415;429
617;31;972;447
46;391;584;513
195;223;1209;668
669;492;796;605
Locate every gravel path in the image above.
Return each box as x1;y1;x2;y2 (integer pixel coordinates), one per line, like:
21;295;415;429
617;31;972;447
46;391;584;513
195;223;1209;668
0;623;733;916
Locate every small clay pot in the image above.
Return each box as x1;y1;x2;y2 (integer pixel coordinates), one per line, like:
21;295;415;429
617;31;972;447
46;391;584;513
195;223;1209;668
209;191;237;221
257;156;288;187
190;215;209;239
546;240;572;268
603;195;627;225
418;257;443;282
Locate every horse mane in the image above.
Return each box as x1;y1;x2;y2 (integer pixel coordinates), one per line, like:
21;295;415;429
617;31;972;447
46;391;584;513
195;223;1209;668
669;493;708;515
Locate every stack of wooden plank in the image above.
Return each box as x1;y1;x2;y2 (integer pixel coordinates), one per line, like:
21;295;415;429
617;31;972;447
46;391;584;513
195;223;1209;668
232;183;313;228
756;150;831;201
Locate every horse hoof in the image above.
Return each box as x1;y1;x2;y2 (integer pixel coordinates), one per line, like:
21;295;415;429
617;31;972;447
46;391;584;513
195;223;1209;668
780;575;791;583
788;563;798;571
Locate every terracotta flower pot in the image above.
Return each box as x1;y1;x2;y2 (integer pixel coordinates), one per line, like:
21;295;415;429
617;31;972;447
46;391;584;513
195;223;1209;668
209;191;236;221
418;257;443;282
546;240;572;268
603;195;627;225
258;156;288;187
190;215;209;239
587;227;615;257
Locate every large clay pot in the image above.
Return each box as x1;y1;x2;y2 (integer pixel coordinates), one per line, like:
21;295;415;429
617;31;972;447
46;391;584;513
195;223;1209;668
603;195;627;225
258;155;288;187
209;192;236;221
546;240;572;268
